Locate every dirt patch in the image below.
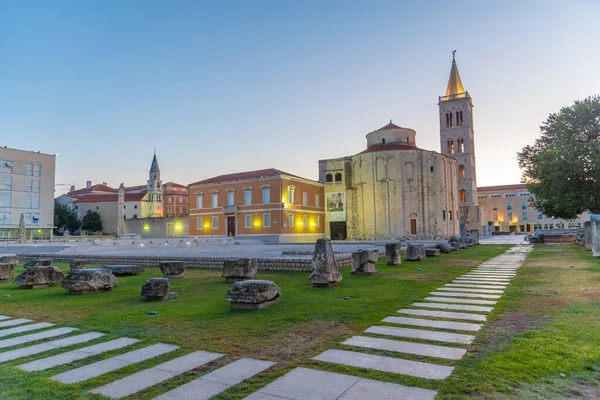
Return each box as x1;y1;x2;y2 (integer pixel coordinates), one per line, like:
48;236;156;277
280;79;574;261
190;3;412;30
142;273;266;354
564;383;600;399
488;310;549;337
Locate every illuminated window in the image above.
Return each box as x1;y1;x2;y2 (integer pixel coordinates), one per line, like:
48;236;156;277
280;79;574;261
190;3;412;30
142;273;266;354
289;214;294;227
197;217;203;230
263;213;271;228
303;214;308;227
458;165;465;179
212;216;218;229
245;214;252;228
460;190;466;203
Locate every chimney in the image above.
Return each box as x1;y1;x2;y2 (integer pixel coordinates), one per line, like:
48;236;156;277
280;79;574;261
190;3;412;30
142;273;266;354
86;181;92;188
69;185;75;193
102;182;107;186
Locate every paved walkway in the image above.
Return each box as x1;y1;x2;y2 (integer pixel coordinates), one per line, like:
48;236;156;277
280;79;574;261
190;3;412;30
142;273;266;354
0;244;532;399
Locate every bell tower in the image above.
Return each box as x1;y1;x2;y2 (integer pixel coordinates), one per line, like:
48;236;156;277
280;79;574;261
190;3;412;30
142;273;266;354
439;52;478;206
147;151;163;217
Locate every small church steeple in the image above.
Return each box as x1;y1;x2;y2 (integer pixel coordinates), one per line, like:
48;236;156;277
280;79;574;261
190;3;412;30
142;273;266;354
146;151;163;217
446;50;465;96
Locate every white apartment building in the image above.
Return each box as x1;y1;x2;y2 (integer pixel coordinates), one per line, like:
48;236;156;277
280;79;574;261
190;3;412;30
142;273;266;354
0;147;56;240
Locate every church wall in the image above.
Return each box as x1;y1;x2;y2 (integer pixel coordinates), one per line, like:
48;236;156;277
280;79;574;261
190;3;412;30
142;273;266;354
75;202;118;234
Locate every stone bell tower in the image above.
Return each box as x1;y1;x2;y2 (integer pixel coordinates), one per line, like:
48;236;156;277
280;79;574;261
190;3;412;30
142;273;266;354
146;151;163;217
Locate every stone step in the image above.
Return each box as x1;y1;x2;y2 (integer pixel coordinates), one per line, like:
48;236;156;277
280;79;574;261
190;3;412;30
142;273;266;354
446;284;507;290
412;302;493;313
472;270;517;273
313;349;453;380
19;337;141;372
0;319;33;328
424;296;497;305
382;316;483;332
343;335;466;360
0;327;78;349
153;358;275;400
0;332;105;364
365;325;475;344
398;308;486;322
0;322;55;337
439;286;504;294
456;277;511;282
0;316;10;321
51;343;179;384
453;280;508;286
464;274;515;277
430;291;501;299
90;350;225;399
243;367;437;400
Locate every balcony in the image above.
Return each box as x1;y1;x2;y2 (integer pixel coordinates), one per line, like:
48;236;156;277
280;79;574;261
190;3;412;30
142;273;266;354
222;205;238;213
439;91;471;102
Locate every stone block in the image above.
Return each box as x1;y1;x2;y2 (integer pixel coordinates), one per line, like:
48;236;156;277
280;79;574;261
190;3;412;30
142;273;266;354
309;238;342;287
351;249;378;276
141;277;177;301
0;256;18;266
69;260;86;271
23;258;52;269
14;266;65;288
437;243;453;253
226;280;280;310
222;258;258;282
385;243;401;265
0;263;16;283
159;261;184;278
425;248;440;257
104;265;145;276
584;221;592;251
61;268;118;294
406;244;425;261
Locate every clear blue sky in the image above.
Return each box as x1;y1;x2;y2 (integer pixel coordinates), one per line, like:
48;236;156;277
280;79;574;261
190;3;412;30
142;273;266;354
1;0;599;194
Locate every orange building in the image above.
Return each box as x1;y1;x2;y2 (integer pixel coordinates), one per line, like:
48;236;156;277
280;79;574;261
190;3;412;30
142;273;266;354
163;182;188;217
188;168;325;243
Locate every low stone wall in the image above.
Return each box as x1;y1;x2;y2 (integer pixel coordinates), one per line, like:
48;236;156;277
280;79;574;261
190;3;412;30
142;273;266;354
16;253;354;272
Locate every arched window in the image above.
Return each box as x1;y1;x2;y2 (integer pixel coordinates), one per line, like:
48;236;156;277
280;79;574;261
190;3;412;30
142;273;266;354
458;165;465;179
443;210;446;220
405;162;414;180
449;210;453;220
457;138;464;153
325;173;333;183
334;173;342;182
447;139;454;154
460;189;467;203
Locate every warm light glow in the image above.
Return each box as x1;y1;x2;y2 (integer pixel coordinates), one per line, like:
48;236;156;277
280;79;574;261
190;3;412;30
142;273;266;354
37;229;42;233
140;244;144;247
204;223;209;229
143;224;150;231
282;201;286;208
175;224;181;230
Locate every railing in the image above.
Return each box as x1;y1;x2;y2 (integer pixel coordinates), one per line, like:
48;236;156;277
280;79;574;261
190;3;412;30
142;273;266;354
439;92;471;102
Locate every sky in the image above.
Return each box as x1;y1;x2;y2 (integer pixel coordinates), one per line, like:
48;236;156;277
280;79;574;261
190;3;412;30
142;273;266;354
1;0;599;195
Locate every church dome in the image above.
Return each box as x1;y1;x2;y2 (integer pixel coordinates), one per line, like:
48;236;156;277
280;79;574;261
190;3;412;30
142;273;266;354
366;120;417;149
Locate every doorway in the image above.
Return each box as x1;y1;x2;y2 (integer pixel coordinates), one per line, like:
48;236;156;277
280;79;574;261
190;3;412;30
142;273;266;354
410;219;417;235
330;222;347;240
227;216;236;237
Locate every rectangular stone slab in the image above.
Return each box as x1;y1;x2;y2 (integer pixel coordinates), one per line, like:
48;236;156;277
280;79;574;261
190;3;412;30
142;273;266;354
0;327;78;349
313;349;454;380
398;309;487;322
342;335;466;360
365;325;475;344
412;302;494;313
19;337;141;372
153;358;275;400
453;280;508;286
438;287;503;294
0;322;55;337
0;316;10;321
0;319;33;328
382;316;483;332
424;296;497;305
243;367;437;400
431;291;501;299
446;284;507;290
89;350;225;399
457;277;511;282
0;332;105;363
464;273;515;277
51;343;179;384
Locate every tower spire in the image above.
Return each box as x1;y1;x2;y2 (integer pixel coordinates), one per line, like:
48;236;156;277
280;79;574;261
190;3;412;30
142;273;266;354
445;53;465;96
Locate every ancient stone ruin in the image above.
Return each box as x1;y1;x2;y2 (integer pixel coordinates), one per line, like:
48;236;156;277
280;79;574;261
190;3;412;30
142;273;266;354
385;243;401;265
309;238;342;287
225;279;280;310
61;268;118;294
69;260;86;271
14;266;65;289
449;236;460;249
104;265;145;276
159;261;185;279
0;263;16;283
584;221;592;251
351;249;379;276
23;258;53;269
436;243;453;253
406;244;425;261
222;258;258;283
592;215;600;258
141;277;177;301
0;256;18;265
425;248;440;257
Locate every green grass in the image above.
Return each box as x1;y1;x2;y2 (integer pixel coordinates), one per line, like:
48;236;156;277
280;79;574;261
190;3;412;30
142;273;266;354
0;245;511;399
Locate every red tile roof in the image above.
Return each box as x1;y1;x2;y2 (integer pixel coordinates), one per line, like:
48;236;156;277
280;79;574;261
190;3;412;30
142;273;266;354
477;184;527;192
189;168;311;186
377;121;404;131
69;184;117;195
125;185;147;192
163;182;187;189
71;192;147;203
358;143;417;155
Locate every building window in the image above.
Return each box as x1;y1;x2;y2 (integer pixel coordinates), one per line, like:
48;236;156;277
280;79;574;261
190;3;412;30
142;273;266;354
458;165;465;179
263;213;271;228
26;179;32;192
212;216;218;229
0;160;13;174
167;207;172;213
334;173;342;182
459;190;466;203
446;139;454;154
325;173;333;183
442;210;446;220
178;206;182;213
457;138;464;153
315;194;320;208
289;214;294;227
34;164;41;177
522;212;528;220
262;187;270;204
134;205;137;209
196;194;203;209
25;195;40;209
212;193;218;208
0;212;10;225
537;211;543;219
493;211;498;221
445;112;453;128
197;217;203;230
0;176;12;190
430;166;434;173
288;186;295;204
449;210;453;220
179;196;183;202
303;192;308;206
508;212;513;220
244;190;252;205
167;197;172;204
507;202;512;210
316;215;320;228
303;214;308;227
26;163;33;176
0;194;11;207
227;191;235;206
245;214;252;228
522;201;527;209
32;213;39;224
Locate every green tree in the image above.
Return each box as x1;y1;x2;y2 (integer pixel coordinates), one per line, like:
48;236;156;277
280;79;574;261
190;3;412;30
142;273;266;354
518;95;600;219
54;201;82;234
82;210;103;232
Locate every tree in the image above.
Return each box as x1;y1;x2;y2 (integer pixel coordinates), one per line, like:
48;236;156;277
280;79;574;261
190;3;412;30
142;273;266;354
517;95;600;219
54;201;82;234
82;210;103;233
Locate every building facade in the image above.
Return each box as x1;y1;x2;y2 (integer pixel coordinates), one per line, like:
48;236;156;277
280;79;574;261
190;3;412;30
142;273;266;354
163;182;188;217
478;184;590;233
0;147;56;240
188;168;325;243
319;122;460;240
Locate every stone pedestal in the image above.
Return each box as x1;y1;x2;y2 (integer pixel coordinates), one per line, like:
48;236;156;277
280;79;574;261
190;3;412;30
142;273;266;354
0;263;16;283
351;250;378;276
104;265;145;276
141;277;177;301
70;260;86;271
584;221;592;251
222;258;258;283
425;248;440;257
406;244;425;261
309;238;342;287
385;243;401;265
14;266;65;289
591;215;600;258
225;280;280;310
61;268;118;294
159;261;184;279
23;259;52;269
